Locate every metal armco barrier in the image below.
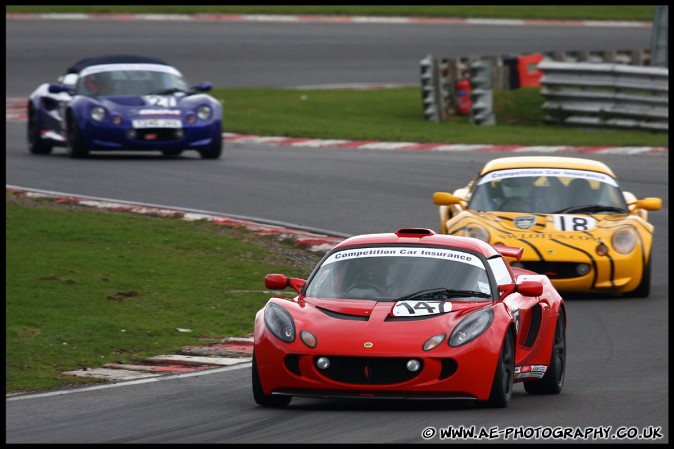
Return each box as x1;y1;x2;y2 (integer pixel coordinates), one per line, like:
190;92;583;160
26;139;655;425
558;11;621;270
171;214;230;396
649;5;668;68
419;49;660;127
539;61;669;132
469;57;496;125
419;55;450;122
419;49;662;129
542;49;651;66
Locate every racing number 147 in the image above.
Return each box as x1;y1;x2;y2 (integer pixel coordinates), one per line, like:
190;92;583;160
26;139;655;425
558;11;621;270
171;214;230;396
394;300;450;316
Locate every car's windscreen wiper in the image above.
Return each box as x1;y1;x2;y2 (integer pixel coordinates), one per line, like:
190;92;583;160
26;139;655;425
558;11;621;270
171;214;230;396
393;288;491;302
552;204;627;214
147;87;186;95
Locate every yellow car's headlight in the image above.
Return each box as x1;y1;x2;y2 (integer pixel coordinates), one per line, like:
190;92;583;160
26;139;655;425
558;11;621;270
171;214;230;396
612;227;638;254
464;224;490;242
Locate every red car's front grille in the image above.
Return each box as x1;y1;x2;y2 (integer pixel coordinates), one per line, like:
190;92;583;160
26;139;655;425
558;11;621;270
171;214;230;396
439;358;458;379
315;356;422;384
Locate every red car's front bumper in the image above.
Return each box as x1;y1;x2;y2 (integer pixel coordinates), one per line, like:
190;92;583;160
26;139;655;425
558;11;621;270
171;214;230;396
254;314;508;402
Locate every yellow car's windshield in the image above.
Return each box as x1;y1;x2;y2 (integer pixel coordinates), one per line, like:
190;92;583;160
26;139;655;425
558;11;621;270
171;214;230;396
467;168;629;214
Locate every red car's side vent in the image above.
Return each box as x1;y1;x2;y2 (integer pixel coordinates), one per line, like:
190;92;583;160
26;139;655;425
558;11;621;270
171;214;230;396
395;228;436;238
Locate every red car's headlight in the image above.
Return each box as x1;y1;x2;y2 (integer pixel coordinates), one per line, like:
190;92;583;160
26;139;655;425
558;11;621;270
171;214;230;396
449;308;494;347
264;303;295;343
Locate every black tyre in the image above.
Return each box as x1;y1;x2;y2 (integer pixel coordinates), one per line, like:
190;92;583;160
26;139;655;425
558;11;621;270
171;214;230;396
66;114;90;158
199;134;222;159
252;352;291;407
27;107;53;155
624;254;651;298
524;310;566;395
484;330;515;408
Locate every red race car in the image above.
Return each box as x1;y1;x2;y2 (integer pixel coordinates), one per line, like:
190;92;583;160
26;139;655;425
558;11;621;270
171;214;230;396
253;228;566;408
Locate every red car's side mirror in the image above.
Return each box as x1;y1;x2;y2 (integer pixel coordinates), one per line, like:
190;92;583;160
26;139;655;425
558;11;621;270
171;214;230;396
499;280;543;298
265;274;306;294
517;281;543;297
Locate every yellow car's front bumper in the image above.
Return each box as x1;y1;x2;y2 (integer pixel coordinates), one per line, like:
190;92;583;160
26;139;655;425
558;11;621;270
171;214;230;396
445;212;653;295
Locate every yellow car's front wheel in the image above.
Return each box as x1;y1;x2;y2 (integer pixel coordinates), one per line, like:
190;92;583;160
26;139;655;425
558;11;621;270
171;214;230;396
624;252;652;298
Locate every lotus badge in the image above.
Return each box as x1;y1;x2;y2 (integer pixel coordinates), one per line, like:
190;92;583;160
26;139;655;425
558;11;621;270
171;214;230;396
514;215;536;230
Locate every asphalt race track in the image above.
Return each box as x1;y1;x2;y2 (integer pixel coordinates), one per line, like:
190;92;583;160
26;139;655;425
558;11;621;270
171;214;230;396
5;15;669;443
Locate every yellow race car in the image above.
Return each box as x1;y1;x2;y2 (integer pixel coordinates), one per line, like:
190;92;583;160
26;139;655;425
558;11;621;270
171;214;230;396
433;156;661;297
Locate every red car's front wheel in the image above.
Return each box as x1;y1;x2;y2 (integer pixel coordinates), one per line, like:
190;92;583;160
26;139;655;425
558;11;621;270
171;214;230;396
252;352;292;407
484;330;515;408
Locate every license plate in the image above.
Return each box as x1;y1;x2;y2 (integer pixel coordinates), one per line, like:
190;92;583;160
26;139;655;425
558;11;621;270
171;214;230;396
132;119;182;129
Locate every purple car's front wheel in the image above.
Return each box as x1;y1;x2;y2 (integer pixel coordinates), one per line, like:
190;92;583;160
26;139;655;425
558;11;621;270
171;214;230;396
66;114;90;159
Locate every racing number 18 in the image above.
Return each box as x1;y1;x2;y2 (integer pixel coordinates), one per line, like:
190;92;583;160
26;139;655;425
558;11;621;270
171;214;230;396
555;215;592;231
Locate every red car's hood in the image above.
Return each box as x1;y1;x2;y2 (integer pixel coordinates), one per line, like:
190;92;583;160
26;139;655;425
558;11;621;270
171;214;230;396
305;298;376;317
281;297;492;355
303;297;488;316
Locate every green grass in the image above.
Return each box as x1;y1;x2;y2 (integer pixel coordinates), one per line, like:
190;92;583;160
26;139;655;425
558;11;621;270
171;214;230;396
5;195;314;394
217;87;668;148
5;6;657;21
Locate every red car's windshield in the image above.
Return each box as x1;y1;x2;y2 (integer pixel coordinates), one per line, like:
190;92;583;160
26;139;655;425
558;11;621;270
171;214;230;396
304;246;492;301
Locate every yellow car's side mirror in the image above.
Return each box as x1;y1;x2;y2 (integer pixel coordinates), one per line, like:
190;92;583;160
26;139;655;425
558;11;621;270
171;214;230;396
633;197;662;211
433;192;464;206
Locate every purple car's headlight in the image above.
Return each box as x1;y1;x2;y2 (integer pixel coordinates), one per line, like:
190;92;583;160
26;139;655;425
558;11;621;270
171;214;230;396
90;106;107;122
196;105;212;120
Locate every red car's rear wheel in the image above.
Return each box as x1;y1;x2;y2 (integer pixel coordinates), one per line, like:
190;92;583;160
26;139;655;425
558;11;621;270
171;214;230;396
524;311;566;395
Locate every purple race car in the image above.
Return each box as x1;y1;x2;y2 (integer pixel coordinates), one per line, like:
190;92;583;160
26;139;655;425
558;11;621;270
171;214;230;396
27;54;223;159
